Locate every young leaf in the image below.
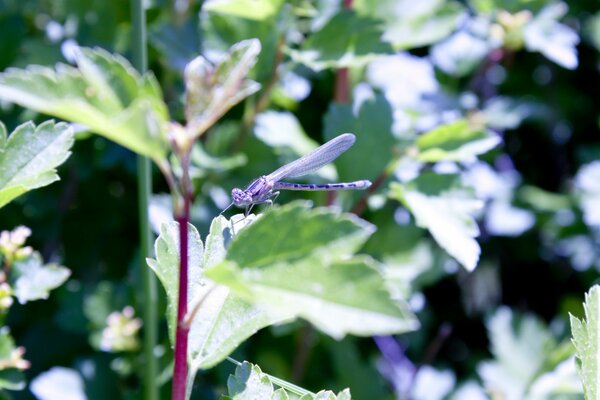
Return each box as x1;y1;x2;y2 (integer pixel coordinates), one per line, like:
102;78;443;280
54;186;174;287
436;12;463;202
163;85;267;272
571;285;600;400
288;10;394;71
0;121;74;209
415;119;500;163
146;218;287;372
206;202;418;339
0;47;169;160
390;174;482;271
11;252;71;304
185;39;261;138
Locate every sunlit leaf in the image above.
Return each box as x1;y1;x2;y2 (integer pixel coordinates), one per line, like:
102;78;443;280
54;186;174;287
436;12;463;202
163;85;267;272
185;39;261;137
523;3;579;70
0;47;169;160
287;10;393;71
206;202;418;339
224;361;276;399
11;252;70;304
478;307;555;399
390;174;482;271
147;217;286;371
570;285;600;400
0;121;73;209
355;0;465;50
203;0;285;21
415;119;500;163
30;367;86;400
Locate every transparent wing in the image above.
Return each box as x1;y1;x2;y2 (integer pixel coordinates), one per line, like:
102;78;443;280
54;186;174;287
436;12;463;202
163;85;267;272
266;133;356;182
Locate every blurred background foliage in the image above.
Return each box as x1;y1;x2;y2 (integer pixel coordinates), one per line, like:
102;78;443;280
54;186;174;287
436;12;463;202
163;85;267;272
0;0;599;398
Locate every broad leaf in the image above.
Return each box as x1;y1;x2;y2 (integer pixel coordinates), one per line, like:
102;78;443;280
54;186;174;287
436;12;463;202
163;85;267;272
11;252;70;304
323;94;395;182
0;47;169;160
571;285;600;400
355;0;465;50
146;218;286;371
415;119;500;162
206;202;418;339
390;174;482;271
0;121;74;209
288;10;393;71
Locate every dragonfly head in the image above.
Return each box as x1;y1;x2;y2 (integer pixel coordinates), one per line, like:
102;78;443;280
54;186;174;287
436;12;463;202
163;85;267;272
232;188;253;207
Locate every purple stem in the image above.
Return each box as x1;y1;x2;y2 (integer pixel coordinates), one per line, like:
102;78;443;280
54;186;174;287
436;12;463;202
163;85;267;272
172;195;191;400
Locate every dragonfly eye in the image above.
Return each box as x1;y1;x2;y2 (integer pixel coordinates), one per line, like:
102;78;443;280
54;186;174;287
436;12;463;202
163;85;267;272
232;188;252;207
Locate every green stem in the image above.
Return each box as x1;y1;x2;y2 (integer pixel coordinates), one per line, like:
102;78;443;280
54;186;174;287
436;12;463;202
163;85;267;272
130;1;159;399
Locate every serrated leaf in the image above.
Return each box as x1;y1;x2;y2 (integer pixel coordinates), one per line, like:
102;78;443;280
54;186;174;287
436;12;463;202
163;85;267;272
185;39;261;137
390;174;482;271
206;202;418;339
415;119;500;162
203;0;285;21
11;252;70;304
477;307;556;400
226;361;275;399
0;121;74;209
147;218;286;372
355;0;465;50
571;285;600;400
0;47;169;160
288;9;393;71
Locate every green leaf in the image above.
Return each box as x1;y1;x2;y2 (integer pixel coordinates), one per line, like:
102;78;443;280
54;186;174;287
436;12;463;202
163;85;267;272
185;39;261;137
478;307;557;399
0;329;26;390
0;47;169;160
203;0;285;21
0;121;74;209
0;368;25;391
225;362;276;399
355;0;465;50
11;252;71;304
390;174;482;271
207;202;418;339
288;10;393;71
323;94;395;182
147;218;286;371
571;285;600;400
415;119;500;162
0;122;6;150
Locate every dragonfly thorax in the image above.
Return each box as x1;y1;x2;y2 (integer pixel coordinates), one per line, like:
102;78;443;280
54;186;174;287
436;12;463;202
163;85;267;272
231;188;253;207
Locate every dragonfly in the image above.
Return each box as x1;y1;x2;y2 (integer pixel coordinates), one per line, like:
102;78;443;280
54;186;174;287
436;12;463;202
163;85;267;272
224;133;372;215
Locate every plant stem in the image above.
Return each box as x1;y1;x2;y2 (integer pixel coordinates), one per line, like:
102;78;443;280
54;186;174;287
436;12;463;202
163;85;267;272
130;1;159;399
172;152;193;400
